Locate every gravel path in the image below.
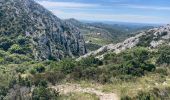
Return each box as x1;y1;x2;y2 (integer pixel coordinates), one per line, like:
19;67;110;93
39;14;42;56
51;83;119;100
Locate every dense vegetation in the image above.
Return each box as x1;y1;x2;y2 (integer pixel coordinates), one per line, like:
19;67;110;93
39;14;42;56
0;26;169;99
0;36;169;99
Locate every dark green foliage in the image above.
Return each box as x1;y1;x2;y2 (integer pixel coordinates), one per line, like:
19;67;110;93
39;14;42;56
6;54;32;64
121;96;132;100
78;56;103;67
17;36;30;45
59;59;76;74
9;44;26;54
37;80;48;87
0;45;160;88
45;71;65;85
0;86;8;100
0;38;13;51
161;31;168;36
86;43;101;51
38;47;154;83
137;33;154;47
34;64;45;73
32;86;59;100
0;10;4;18
30;69;36;75
15;67;26;73
8;79;17;88
0;35;32;56
42;47;155;83
157;45;170;65
135;91;155;100
104;53;116;61
103;47;155;77
18;75;32;87
48;55;57;61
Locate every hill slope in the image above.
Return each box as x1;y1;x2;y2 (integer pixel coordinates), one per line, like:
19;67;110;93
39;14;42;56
0;0;87;60
78;24;170;60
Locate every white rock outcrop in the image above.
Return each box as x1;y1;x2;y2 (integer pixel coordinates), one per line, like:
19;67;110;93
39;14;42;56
77;25;170;60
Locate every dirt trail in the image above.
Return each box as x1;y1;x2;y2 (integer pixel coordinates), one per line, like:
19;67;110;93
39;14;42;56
51;83;119;100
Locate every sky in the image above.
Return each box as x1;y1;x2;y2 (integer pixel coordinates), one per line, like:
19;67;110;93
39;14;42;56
35;0;170;24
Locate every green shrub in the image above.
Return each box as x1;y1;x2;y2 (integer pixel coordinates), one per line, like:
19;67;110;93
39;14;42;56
78;56;103;67
121;96;132;100
104;53;116;60
17;36;29;45
34;64;45;73
29;69;36;75
6;54;31;64
9;44;24;54
135;91;155;100
15;67;26;73
59;59;76;74
0;86;8;100
118;47;155;76
32;86;59;100
18;76;32;87
0;38;13;51
45;71;65;85
0;57;4;64
137;33;154;47
34;79;48;87
157;45;170;65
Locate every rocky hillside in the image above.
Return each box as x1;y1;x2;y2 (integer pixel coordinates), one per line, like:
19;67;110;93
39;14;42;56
0;0;87;60
78;24;170;60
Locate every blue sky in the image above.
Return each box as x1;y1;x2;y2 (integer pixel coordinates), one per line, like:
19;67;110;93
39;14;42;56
35;0;170;24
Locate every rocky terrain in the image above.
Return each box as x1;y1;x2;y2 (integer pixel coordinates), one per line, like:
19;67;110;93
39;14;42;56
0;0;87;60
78;24;170;60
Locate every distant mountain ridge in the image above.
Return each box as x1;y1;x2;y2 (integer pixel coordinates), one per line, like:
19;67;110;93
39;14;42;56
66;18;155;51
0;0;87;60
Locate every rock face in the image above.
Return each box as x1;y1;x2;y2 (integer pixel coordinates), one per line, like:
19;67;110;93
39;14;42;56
0;0;87;60
77;25;170;60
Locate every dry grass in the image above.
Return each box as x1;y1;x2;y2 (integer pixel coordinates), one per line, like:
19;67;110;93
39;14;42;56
58;92;99;100
74;72;170;98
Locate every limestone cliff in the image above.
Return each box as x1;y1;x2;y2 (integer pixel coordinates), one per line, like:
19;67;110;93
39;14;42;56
0;0;87;60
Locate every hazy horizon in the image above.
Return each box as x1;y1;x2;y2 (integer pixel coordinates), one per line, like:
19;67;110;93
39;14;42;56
35;0;170;24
